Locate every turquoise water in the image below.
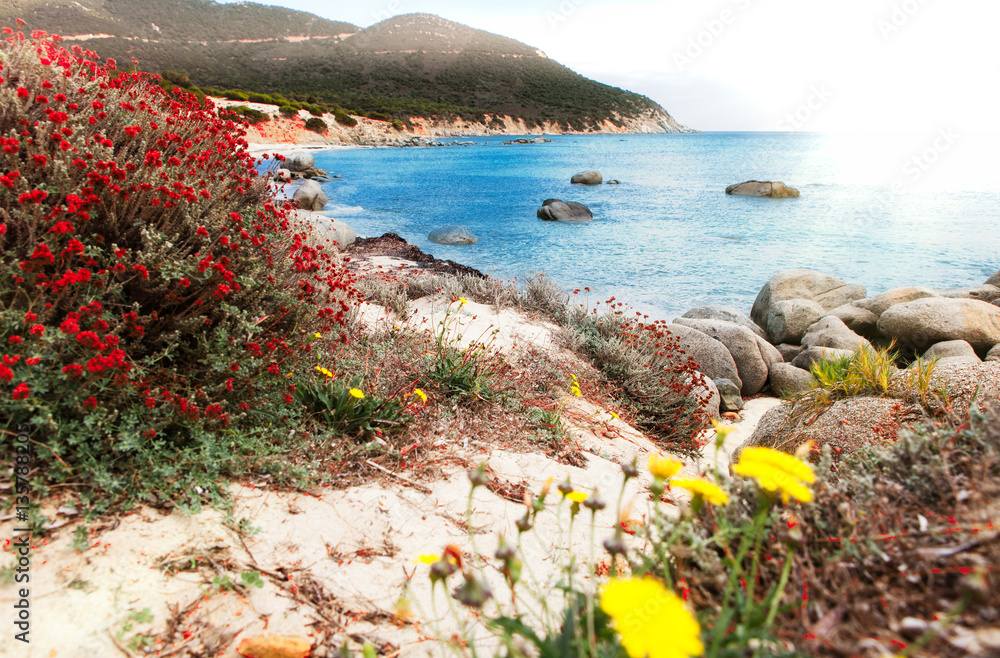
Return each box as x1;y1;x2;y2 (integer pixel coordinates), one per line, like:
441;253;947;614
295;132;999;321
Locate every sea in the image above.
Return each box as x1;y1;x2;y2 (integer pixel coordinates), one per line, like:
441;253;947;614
269;132;1000;322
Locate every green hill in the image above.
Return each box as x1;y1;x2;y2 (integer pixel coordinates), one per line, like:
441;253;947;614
1;3;689;131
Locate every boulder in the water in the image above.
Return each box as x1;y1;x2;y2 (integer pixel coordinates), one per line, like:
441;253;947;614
571;170;602;185
428;226;478;245
537;199;593;222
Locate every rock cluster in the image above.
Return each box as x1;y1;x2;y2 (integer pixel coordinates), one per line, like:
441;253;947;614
725;180;800;198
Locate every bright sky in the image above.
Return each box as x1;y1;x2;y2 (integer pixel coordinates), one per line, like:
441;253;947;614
217;0;999;136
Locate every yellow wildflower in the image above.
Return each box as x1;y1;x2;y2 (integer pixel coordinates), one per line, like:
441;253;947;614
570;383;582;397
413;553;439;565
314;366;333;378
313;332;322;338
609;411;619;420
648;453;682;480
349;388;364;399
413;388;428;403
565;490;589;503
600;577;703;658
670;478;729;506
458;297;468;306
732;447;815;504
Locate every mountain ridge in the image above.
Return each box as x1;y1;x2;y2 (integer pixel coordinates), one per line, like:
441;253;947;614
1;2;693;133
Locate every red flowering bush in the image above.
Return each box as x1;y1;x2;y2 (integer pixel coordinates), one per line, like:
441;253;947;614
0;28;356;510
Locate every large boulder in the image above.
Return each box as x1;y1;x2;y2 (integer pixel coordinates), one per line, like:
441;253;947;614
725;180;800;198
751;269;865;329
672;318;771;396
877;298;1000;353
537;199;593;222
986;270;1000;287
292;179;328;211
739;397;923;457
775;343;804;362
826;303;881;338
765;299;826;345
854;287;938;317
679;305;767;339
934;285;1000;303
988;344;1000;362
666;324;742;392
801;316;872;352
920;340;980;367
767;363;814;397
286;151;315;172
791;346;854;370
570;170;602;185
294;210;356;250
428;226;478;245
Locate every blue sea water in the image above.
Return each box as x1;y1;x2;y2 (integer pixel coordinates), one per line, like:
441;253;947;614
287;132;1000;322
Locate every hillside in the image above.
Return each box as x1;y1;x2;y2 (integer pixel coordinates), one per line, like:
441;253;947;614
0;3;691;132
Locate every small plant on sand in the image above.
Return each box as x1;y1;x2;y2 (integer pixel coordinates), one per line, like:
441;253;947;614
427;297;499;400
294;371;413;438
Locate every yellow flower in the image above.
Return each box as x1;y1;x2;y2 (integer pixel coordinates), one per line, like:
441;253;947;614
648;453;682;480
710;418;735;443
413;388;427;403
413;553;439;564
600;577;703;658
313;332;322;338
565;490;588;503
570;383;582;397
314;366;333;378
732;447;815;504
458;297;468;306
670;478;729;506
609;411;619;420
349;388;364;399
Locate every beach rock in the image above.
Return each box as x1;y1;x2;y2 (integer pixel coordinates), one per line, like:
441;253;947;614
606;180;621;185
274;168;292;182
751;269;865;329
765;299;826;345
986;344;1000;362
679;305;767;340
739;397;922;457
666;324;742;392
536;199;593;222
854;287;938;317
292;179;327;211
295;211;357;249
926;362;1000;413
768;363;814;397
756;336;784;368
672;318;770;396
801;316;872;352
428;226;478;245
571;170;602;185
791;346;854;370
286;152;315;172
775;343;804;362
715;378;744;412
986;270;1000;287
693;374;721;420
826;303;881;338
725;180;800;198
877;298;1000;353
934;284;1000;303
918;340;981;367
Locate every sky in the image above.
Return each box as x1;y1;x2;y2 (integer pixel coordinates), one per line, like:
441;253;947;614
215;0;999;136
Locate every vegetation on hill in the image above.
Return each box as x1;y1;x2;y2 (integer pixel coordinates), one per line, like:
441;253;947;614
0;4;683;130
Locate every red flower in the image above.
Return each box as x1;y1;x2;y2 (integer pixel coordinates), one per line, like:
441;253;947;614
12;383;30;400
24;311;37;322
0;365;11;382
63;364;83;378
28;324;44;336
16;87;29;98
25;357;40;366
179;278;190;287
31;154;47;166
8;335;23;345
134;264;149;279
35;95;49;104
83;396;97;410
145;397;156;408
61;317;80;334
196;227;208;236
76;331;104;350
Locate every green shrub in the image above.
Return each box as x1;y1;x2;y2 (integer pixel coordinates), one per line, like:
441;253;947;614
304;117;327;134
221;89;248;101
294;374;412;437
225;105;270;124
334;110;357;127
246;91;277;105
0;30;353;512
278;105;298;118
159;69;192;88
306;104;325;117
